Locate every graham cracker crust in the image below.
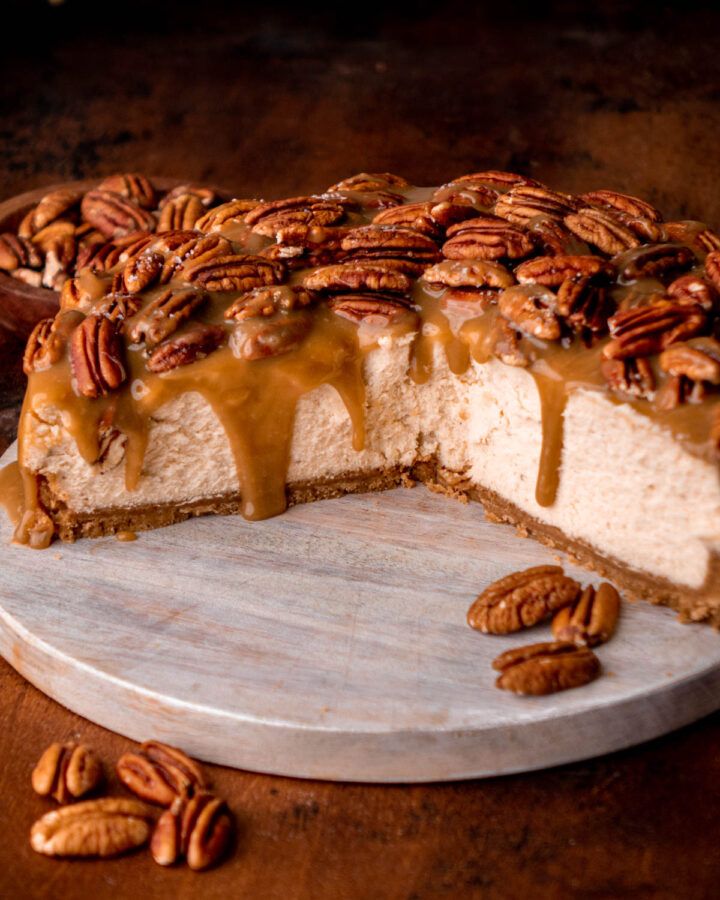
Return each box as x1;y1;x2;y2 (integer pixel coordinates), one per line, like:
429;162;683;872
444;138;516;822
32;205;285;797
38;460;720;627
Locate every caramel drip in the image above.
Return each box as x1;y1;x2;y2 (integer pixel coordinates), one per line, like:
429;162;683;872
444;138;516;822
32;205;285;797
531;368;568;507
0;461;24;526
408;282;471;383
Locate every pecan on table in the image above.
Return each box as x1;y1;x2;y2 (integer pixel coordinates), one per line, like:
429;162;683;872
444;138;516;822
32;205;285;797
31;741;103;803
116;740;208;807
467;565;581;634
151;791;233;871
493;641;601;695
552;583;621;647
30;797;155;858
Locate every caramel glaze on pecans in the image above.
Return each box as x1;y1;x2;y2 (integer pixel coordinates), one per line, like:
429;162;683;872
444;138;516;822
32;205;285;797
13;171;720;546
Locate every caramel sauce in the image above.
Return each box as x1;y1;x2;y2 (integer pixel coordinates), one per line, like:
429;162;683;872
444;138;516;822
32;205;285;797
4;179;719;546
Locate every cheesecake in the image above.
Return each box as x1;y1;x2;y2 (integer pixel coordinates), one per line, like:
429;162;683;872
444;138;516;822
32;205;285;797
9;171;720;624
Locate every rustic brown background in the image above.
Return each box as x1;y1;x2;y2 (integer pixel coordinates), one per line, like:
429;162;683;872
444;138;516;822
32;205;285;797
2;2;720;897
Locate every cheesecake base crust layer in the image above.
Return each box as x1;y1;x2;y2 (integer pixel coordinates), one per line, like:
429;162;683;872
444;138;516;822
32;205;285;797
38;461;720;628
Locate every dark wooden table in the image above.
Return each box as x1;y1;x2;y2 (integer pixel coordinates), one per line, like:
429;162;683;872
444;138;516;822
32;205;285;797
2;4;720;896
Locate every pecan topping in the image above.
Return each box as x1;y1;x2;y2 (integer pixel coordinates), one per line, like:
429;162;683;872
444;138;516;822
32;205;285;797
116;740;207;807
664;221;720;254
328;293;417;326
328;172;410;192
123;251;164;293
601;357;655;399
75;239;124;274
158;193;206;233
616;243;695;282
604;301;707;359
162;233;232;283
30;798;155;858
60;277;93;312
555;276;615;333
340;224;440;273
230;313;312;360
449;170;541;191
494;185;579;225
195;199;261;233
23;317;65;374
130;288;208;347
564;208;641;255
70;315;127;398
81;190;156;239
245;195;346;237
515;254;612;287
304;262;412;293
667;272;718;311
161;183;218;209
151;791;232;871
0;233;43;271
579;189;661;223
423;259;515;289
372;202;444;240
467;565;581;634
552;583;621;647
659;337;720;384
32;742;103;803
183;253;284;292
487;316;529;367
224;285;313;321
704;250;720;293
98;173;157;209
19;188;81;237
442;217;535;261
493;641;601;695
498;285;562;341
147;324;226;373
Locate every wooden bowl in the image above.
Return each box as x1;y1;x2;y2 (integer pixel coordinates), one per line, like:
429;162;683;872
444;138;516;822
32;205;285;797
0;177;231;340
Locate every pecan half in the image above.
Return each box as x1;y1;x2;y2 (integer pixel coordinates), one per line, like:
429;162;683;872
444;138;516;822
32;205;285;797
487;316;529;367
555;276;615;333
19;188;81;237
147;324;226;373
704;250;720;293
30;798;155;858
498;285;562;341
161;183;218;209
0;233;43;271
158;193;206;233
328;172;409;192
151;791;232;871
116;740;207;807
493;641;601;695
372;202;444;240
448;170;541;191
528;219;590;256
75;239;124;274
604;301;707;359
304;262;412;293
328;293;418;327
494;185;579;225
94;292;144;323
442;217;535;261
183;253;284;292
579;189;661;223
224;285;313;321
162;233;233;283
32;742;103;804
245;195;346;237
230;313;312;360
467;565;581;634
195;199;261;233
564;208;641;255
23;317;65;374
552;583;621;647
667;272;717;311
98;173;157;209
129;288;208;347
601;356;655;399
122;251;164;293
423;259;515;290
70;315;127;398
340;224;440;273
515;254;613;287
659;337;720;384
617;243;695;283
664;221;720;254
41;234;76;289
81;190;156;239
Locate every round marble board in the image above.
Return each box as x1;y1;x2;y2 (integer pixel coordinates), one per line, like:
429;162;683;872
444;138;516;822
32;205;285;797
1;443;719;783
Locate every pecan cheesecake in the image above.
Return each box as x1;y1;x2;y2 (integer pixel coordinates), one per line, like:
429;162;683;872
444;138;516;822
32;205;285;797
9;171;720;624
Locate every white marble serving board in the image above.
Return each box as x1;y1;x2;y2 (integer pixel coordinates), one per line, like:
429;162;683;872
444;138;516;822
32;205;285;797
1;442;719;782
